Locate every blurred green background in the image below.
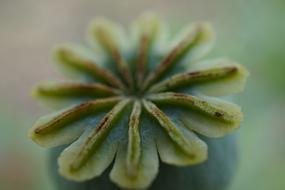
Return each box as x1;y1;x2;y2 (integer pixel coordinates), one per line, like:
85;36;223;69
0;0;284;189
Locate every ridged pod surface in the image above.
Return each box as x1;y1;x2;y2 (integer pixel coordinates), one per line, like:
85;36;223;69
29;13;248;190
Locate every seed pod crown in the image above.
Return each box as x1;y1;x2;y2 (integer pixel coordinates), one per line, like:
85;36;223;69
29;13;249;190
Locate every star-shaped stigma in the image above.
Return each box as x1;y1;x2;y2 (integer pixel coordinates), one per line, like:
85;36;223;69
30;13;248;190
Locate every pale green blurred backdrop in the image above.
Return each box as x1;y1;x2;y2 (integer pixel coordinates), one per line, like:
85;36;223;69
0;0;284;190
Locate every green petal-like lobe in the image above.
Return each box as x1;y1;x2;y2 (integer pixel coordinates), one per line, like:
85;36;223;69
58;99;130;181
148;92;241;123
131;12;161;45
90;19;133;88
169;22;215;62
58;125;118;181
126;101;142;177
148;66;240;93
181;96;243;137
54;45;126;89
110;116;159;190
143;100;207;164
30;110;85;148
30;97;120;148
34;81;121;99
155;125;207;166
187;58;249;96
142;22;214;91
132;13;161;86
149;93;243;138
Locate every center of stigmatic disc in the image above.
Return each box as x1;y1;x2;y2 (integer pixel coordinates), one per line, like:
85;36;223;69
125;88;144;99
124;80;148;99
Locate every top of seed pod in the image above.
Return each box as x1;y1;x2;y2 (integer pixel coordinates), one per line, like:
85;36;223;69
29;12;249;190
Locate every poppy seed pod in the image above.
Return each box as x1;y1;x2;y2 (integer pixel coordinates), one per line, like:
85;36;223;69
29;13;248;190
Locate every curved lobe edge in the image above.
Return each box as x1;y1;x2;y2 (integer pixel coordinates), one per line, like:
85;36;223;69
58;99;130;181
110;136;159;190
143;100;207;164
30;97;121;148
